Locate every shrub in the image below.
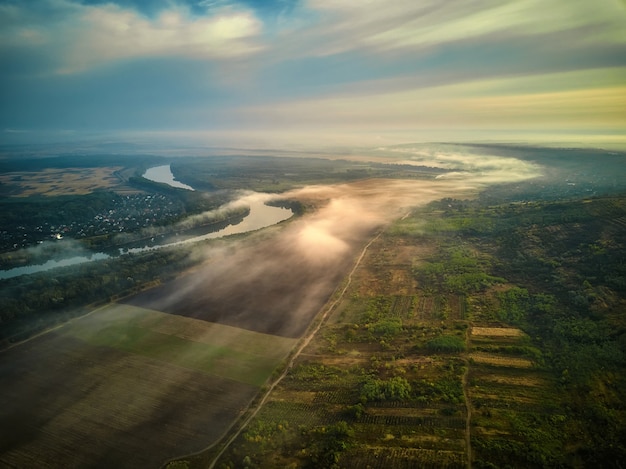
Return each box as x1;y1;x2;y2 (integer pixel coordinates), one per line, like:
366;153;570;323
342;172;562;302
360;376;412;402
426;335;466;353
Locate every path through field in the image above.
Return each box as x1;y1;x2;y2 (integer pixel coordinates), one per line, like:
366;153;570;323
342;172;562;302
206;229;385;469
463;324;473;469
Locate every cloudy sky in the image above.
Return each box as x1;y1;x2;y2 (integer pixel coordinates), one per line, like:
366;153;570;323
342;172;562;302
1;0;625;147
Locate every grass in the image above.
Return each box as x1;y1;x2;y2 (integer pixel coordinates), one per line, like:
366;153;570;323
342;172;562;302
0;302;299;468
64;304;297;386
197;192;626;468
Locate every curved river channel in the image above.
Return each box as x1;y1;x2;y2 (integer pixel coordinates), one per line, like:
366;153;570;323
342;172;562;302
0;165;293;280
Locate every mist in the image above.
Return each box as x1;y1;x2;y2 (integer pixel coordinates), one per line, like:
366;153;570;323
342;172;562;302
123;148;539;338
0;146;551;468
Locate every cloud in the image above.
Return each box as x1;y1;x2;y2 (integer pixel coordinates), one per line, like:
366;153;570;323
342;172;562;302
300;0;626;56
1;0;624;144
0;0;264;75
228;67;626;137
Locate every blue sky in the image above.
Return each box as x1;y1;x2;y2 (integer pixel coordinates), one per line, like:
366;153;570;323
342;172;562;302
1;0;625;147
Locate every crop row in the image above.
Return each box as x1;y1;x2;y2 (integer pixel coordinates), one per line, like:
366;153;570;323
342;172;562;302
313;389;360;404
445;294;466;320
416;296;438;320
367;400;440;409
259;400;336;427
608;216;626;230
391;295;415;318
341;447;466;469
357;414;465;428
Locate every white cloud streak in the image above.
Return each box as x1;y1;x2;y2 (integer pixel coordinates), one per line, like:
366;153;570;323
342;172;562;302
1;0;624;144
300;0;625;56
231;67;626;135
1;0;263;74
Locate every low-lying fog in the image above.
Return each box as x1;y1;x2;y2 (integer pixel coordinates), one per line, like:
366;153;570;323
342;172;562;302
124;147;541;338
0;145;547;468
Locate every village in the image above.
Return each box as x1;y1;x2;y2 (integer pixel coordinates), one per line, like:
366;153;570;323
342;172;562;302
0;192;185;252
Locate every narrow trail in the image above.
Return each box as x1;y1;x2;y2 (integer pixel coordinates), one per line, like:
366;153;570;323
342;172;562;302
463;323;473;469
206;230;384;469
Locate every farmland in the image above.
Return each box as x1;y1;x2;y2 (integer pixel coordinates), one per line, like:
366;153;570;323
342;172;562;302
1;145;625;468
0;156;457;467
180;188;626;468
0;304;296;468
0;166;131;197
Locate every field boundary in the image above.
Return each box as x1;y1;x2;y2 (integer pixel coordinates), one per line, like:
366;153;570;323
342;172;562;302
198;228;386;469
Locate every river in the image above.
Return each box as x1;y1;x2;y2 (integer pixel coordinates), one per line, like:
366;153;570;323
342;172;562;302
0;166;293;279
142;165;195;191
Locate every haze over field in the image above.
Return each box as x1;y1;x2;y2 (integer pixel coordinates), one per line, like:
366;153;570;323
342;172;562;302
1;1;626;467
1;0;625;148
0;146;556;467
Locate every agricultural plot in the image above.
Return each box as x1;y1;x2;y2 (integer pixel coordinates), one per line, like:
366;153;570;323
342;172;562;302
65;304;297;386
390;294;415;318
471;327;524;337
206;230;472;469
446;295;466;321
0;167;124;196
122;230;358;338
0;303;296;468
469;352;533;369
342;447;466;469
466;325;561;466
174;191;626;468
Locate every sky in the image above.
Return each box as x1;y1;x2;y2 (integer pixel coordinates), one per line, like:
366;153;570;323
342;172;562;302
1;0;625;148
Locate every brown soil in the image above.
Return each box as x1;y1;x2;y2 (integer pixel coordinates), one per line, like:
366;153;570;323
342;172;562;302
0;332;257;469
0;167;123;196
471;327;525;337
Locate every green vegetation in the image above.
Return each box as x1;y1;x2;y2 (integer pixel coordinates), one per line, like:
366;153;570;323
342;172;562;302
420;193;626;467
64;304;297;386
171;156;445;193
360;376;412;402
189;186;626;469
3;146;626;468
426;334;466;353
0;245;200;345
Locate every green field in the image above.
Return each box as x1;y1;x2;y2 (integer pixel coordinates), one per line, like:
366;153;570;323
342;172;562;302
65;304;297;386
184;191;626;469
0;303;297;468
2;146;625;468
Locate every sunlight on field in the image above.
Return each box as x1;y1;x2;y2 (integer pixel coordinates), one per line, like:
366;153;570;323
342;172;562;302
64;304;297;386
0;167;122;196
477;374;545;387
471;327;525;337
470;352;533;369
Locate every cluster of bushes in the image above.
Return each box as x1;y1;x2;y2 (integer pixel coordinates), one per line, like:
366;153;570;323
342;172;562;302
425;334;466;353
360;376;412;402
415;248;503;294
416;193;626;465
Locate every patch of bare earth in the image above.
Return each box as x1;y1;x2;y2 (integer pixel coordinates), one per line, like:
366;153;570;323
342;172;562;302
471;327;525;337
0;167;123;196
470;352;533;368
477;374;544;387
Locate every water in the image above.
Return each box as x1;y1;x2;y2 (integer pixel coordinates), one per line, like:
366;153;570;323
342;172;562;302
121;198;292;254
142;165;195;191
0;253;111;280
0;167;293;279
